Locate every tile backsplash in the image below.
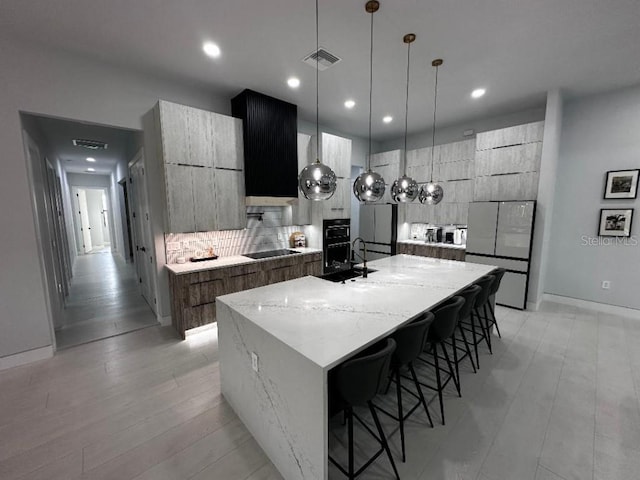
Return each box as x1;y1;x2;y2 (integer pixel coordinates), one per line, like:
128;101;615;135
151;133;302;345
165;207;308;264
410;222;467;239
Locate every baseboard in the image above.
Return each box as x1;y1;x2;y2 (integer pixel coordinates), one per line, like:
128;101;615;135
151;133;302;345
543;294;640;319
159;315;172;327
0;345;53;371
527;299;542;311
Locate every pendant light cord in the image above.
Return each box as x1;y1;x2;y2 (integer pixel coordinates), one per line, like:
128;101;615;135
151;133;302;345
315;0;320;162
403;40;411;176
430;63;439;182
367;9;374;171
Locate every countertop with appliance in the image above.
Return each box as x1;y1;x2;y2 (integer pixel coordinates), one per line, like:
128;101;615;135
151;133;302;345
165;247;321;275
216;254;497;480
399;239;467;250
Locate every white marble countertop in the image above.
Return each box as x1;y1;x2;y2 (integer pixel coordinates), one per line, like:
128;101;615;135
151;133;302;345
165;247;322;275
399;239;467;250
217;254;496;370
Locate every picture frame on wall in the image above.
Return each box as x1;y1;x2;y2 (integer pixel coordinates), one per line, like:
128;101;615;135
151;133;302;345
603;169;639;199
598;209;634;237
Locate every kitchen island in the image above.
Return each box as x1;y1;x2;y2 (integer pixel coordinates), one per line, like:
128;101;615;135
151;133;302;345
217;254;496;480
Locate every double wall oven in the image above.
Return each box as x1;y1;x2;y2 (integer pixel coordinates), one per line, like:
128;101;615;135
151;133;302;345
322;219;351;274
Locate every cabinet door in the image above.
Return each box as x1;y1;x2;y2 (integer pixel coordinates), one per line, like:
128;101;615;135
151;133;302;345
158;101;190;165
466;202;498;255
322;133;351;178
187;107;214;167
323;178;350;219
214;169;247;230
165;164;195;233
192;167;217;232
293;133;312;225
495;201;534;259
212;113;244;170
359;204;375;242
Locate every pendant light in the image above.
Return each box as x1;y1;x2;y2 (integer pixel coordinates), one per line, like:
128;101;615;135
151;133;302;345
353;0;385;203
419;59;445;205
391;34;419;203
298;0;337;201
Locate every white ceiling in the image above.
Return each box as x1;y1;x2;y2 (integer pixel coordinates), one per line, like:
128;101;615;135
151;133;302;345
28;115;138;175
3;0;640;141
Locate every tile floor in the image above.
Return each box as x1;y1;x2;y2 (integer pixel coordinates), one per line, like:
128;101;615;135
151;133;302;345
1;301;638;479
55;251;158;349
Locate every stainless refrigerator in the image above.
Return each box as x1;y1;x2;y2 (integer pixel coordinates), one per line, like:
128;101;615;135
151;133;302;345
358;204;398;261
465;201;536;309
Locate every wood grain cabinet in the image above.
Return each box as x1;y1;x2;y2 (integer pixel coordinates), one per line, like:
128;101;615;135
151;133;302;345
169;253;322;338
154;100;246;233
397;242;466;261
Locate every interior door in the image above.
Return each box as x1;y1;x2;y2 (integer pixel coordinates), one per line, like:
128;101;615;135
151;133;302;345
77;189;93;253
466;202;498;255
129;155;153;307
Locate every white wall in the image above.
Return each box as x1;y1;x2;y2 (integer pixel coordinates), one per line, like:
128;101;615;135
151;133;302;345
0;39;228;360
546;84;640;310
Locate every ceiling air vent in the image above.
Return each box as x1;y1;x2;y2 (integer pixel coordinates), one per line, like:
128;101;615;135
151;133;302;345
72;139;108;150
302;47;341;71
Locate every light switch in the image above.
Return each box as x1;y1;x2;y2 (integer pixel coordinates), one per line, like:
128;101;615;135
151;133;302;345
251;352;259;372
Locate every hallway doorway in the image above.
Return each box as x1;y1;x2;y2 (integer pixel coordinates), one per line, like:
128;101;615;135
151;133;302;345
21;112;158;350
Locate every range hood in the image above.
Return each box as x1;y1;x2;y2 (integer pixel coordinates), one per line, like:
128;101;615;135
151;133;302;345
231;89;299;206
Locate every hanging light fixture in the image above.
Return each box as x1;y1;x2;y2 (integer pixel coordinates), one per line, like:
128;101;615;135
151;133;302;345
298;0;337;201
353;0;385;203
419;59;445;205
391;34;419;203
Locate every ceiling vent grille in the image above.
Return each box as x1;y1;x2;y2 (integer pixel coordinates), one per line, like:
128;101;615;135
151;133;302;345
72;139;108;150
302;48;341;71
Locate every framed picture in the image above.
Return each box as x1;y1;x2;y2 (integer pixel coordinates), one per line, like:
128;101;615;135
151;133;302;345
598;209;634;237
603;169;639;199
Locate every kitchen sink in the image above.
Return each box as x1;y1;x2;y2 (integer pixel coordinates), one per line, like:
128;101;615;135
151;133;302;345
243;249;299;260
319;266;378;283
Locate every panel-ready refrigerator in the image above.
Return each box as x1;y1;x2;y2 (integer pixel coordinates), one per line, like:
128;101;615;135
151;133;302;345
358;204;398;261
465;201;536;309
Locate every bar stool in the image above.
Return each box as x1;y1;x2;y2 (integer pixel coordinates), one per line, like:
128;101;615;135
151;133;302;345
472;274;497;354
418;296;465;425
378;312;435;463
329;338;400;480
446;284;482;378
485;268;506;338
460;275;494;365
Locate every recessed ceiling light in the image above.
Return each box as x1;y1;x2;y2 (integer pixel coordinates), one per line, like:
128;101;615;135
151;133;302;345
287;77;300;88
383;116;393;124
344;99;356;109
202;42;221;58
471;88;486;99
87;167;95;172
86;157;96;162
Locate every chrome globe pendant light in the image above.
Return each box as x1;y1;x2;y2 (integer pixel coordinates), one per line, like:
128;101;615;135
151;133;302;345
353;0;386;203
391;34;419;203
419;59;445;205
298;0;337;201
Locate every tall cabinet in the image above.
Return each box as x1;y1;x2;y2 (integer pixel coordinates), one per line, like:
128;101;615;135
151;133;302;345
154;101;246;233
316;133;352;220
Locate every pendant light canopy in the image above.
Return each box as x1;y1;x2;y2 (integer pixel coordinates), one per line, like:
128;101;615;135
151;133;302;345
353;0;386;203
419;59;445;205
391;33;419;203
298;0;337;201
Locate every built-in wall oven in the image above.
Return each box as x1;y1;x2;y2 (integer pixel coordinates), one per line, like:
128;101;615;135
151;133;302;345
323;219;351;274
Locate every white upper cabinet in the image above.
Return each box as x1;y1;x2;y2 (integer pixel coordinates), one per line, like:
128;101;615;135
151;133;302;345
211;112;244;170
158;101;213;167
322;133;352;178
476;121;544;151
322;178;351;220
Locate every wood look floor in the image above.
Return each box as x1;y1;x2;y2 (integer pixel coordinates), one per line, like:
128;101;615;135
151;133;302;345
2;302;639;479
55;251;158;350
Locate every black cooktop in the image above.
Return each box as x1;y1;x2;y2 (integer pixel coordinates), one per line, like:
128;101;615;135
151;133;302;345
243;249;298;260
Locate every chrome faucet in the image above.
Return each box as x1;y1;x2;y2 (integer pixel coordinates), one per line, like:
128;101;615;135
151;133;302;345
351;237;368;278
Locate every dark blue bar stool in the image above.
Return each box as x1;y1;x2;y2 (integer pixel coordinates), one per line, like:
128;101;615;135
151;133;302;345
329;338;400;480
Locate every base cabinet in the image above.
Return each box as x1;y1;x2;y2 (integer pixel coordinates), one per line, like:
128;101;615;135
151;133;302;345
169;253;322;338
397;243;466;261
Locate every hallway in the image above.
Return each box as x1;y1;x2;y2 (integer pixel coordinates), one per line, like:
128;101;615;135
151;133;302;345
55;251;158;349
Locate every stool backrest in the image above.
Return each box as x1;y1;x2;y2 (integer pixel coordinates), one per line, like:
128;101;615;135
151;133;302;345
489;268;507;296
473;275;495;307
391;312;434;366
335;338;396;406
429;296;465;342
458;284;482;322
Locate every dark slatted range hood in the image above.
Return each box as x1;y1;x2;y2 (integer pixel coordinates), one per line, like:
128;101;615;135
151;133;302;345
231;89;298;205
